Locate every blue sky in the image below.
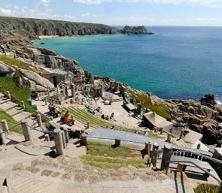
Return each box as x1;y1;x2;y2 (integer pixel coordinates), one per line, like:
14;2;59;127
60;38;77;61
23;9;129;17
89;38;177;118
0;0;222;26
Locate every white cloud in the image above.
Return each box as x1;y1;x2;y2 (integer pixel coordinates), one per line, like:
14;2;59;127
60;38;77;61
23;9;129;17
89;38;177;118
73;0;104;5
0;8;12;16
72;0;222;6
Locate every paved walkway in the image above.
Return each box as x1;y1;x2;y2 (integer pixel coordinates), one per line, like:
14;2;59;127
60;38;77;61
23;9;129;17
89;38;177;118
7;171;194;193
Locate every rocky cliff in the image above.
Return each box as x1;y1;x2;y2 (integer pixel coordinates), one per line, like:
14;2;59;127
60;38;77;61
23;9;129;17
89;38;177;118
0;16;118;45
121;25;152;35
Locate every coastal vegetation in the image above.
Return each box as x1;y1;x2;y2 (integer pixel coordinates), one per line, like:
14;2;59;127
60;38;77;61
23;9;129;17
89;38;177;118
0;16;117;45
0;76;36;115
194;184;219;193
66;107;136;132
0;109;22;133
121;25;151;34
0;55;46;74
66;107;161;139
81;141;145;169
127;89;171;120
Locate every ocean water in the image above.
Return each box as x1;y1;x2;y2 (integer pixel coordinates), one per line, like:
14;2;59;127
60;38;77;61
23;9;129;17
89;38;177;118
33;26;222;100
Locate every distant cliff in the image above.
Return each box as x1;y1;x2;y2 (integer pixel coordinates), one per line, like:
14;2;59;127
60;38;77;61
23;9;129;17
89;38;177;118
121;25;153;35
0;16;118;45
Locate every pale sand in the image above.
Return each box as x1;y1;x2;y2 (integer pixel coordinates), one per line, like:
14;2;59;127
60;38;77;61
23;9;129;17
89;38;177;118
38;35;59;39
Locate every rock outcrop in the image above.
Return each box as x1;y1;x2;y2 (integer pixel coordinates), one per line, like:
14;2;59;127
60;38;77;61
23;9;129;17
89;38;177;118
0;62;15;74
0;16;118;46
169;98;222;144
19;69;54;91
121;26;152;35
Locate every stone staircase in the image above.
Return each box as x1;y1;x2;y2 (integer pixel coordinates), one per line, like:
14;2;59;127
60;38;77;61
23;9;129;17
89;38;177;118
0;93;44;143
6;171;194;193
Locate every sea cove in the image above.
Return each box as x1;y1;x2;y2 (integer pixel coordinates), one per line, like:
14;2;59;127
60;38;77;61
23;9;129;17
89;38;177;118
33;26;222;100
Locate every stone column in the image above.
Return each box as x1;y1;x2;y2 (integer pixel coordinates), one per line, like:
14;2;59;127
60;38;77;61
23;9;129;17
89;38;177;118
80;134;87;146
61;130;66;148
21;101;25;109
161;145;172;173
145;142;152;167
63;128;69;143
114;138;121;147
6;91;11;100
65;86;69;98
45;134;50;141
179;129;184;140
166;133;171;143
151;143;159;169
21;121;32;142
1;120;9;134
0;129;6;145
71;84;76;100
54;129;64;155
37;114;43;128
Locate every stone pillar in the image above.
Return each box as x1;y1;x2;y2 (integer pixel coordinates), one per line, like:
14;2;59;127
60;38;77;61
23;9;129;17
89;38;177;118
54;129;64;155
63;128;69;143
37;114;43;128
80;133;87;146
161;145;172;173
61;130;66;148
21;121;32;142
145;142;152;167
179;129;184;140
45;134;50;141
21;101;25;109
151;143;159;169
65;86;69;98
114;139;121;147
1;120;9;134
71;84;76;100
166;133;171;143
6;91;11;100
0;129;6;145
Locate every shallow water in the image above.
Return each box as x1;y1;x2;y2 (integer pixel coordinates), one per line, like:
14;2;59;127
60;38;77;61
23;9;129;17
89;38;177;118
33;26;222;100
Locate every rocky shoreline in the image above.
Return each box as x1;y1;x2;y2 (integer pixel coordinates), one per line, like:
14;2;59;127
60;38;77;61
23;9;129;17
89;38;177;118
0;16;221;147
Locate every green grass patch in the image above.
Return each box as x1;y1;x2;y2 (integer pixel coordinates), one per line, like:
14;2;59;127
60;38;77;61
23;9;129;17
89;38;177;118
0;55;46;74
0;76;36;115
0;109;22;133
66;107;163;139
66;107;137;132
81;141;145;169
194;184;220;193
127;89;171;120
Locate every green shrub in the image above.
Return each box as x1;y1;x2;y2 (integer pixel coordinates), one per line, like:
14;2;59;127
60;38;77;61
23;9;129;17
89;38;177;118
194;184;219;193
127;89;171;120
0;76;36;115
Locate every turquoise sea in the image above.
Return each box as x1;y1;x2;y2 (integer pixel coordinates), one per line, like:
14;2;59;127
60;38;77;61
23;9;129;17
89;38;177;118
33;26;222;100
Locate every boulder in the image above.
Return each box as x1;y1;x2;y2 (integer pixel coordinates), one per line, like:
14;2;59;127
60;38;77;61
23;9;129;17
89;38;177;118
0;62;14;74
200;94;216;107
19;69;54;90
202;120;222;144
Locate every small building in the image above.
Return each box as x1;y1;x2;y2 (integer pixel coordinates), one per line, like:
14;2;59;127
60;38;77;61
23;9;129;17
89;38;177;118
42;68;67;87
143;111;173;131
124;103;137;112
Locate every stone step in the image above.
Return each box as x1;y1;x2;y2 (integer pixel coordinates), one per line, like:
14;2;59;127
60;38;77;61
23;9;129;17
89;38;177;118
0;102;18;112
5;107;23;117
13;112;31;122
0;186;8;193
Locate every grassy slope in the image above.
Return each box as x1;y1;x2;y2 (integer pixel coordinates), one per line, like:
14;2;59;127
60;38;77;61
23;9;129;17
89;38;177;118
127;89;171;120
194;184;219;193
81;141;145;169
0;76;36;115
0;109;22;133
66;107;162;139
0;55;46;74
